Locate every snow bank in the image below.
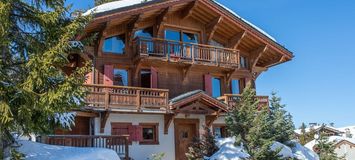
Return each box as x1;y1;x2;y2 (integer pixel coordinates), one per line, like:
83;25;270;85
17;140;120;160
290;141;319;160
270;141;294;159
207;137;250;160
83;0;151;16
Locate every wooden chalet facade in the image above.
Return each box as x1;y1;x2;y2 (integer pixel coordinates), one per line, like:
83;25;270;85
49;0;293;159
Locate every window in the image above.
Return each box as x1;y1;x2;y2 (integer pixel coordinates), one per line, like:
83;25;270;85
113;69;128;86
182;32;198;43
213;125;228;138
139;123;159;145
240;56;248;68
134;27;153;38
212;77;221;98
231;79;240;94
103;34;125;54
165;29;181;41
140;69;151;88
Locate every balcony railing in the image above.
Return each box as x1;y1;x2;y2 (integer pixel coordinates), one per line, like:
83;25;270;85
218;94;269;110
84;84;169;112
134;37;240;67
38;135;129;160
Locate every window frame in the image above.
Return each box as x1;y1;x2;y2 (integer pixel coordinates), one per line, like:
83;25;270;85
212;124;228;138
113;68;129;86
164;27;201;44
211;76;222;98
102;34;126;55
231;79;241;94
139;123;159;145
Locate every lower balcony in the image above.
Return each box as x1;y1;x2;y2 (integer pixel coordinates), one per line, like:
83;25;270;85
218;94;269;109
84;84;169;113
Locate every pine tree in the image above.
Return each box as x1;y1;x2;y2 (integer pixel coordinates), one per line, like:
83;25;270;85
0;0;91;158
185;126;219;159
316;133;339;160
269;92;295;143
299;123;308;145
225;83;282;160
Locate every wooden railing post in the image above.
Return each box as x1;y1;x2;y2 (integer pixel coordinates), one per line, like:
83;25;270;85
125;136;129;160
104;88;109;110
137;90;141;112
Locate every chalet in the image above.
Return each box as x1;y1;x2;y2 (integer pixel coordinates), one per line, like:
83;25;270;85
44;0;293;159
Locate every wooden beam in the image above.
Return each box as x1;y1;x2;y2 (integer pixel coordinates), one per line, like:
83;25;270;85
182;64;192;82
265;55;286;68
127;14;142;42
156;7;171;37
164;114;175;134
75;111;99;117
206;16;222;43
181;1;198;20
250;45;268;69
100;111;110;133
228;31;246;49
205;115;218;127
225;69;236;85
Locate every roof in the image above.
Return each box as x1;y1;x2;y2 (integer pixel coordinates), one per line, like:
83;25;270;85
169;90;228;113
84;0;280;45
295;125;344;135
305;136;355;150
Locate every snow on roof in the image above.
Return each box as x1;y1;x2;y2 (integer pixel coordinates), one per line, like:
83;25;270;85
84;0;277;42
169;90;204;104
294;125;343;135
17;140;120;160
211;0;277;42
83;0;151;16
305;136;355;150
338;125;355;135
290;140;320;160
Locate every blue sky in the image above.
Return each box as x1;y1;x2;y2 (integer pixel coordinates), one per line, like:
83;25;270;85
67;0;355;128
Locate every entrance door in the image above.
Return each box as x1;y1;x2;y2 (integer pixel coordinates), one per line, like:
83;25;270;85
174;119;199;160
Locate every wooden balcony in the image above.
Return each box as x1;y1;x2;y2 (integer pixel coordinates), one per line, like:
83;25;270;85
134;37;240;68
39;135;129;160
84;84;169;113
218;94;269;109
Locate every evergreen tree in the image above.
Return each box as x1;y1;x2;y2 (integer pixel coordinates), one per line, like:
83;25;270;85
186;126;219;159
0;0;91;158
225;83;282;160
269;92;295;143
299;123;308;145
316;133;338;160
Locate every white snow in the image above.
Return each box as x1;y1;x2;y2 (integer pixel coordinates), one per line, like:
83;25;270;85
83;0;151;16
17;140;120;160
338;125;355;138
290;141;320;160
207;137;250;160
83;0;277;42
54;112;76;129
305;136;355;150
270;141;294;159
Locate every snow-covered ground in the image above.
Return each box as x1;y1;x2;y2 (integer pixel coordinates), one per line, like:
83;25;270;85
16;140;120;160
206;137;319;160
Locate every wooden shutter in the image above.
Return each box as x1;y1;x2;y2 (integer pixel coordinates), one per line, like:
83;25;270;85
204;74;212;96
128;125;135;142
150;67;158;88
136;125;143;142
104;65;114;85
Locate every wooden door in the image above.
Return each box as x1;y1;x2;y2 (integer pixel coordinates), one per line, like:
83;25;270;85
174;119;199;160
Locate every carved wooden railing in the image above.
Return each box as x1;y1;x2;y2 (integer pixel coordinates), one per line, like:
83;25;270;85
39;135;129;160
218;94;269;110
84;84;169;112
134;37;240;67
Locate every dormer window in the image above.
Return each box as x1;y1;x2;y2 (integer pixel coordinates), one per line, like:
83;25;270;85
103;34;125;54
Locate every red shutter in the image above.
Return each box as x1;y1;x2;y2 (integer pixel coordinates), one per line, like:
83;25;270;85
128;125;134;142
150;67;158;88
204;74;212;96
104;65;114;85
136;125;143;142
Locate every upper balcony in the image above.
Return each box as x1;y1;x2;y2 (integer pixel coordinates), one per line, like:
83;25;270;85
133;37;241;68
